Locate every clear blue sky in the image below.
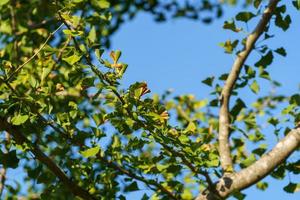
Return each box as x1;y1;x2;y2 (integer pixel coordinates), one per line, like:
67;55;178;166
109;2;300;200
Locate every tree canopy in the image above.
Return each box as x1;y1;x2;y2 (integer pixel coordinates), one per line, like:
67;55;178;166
0;0;299;200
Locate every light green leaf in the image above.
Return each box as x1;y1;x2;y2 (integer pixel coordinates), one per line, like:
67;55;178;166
88;26;97;43
256;181;268;191
41;67;51;83
250;80;260;94
241;154;256;168
63;54;82;65
185;121;197;133
11;115;29;125
80;146;100;158
91;0;110;9
0;0;9;6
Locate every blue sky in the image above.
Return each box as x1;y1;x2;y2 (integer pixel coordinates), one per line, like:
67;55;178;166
109;2;300;200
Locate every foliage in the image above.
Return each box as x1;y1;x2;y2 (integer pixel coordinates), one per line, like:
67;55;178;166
0;0;299;200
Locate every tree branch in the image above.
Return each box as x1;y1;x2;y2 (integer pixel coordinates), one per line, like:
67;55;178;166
218;0;279;172
196;128;300;200
0;117;96;200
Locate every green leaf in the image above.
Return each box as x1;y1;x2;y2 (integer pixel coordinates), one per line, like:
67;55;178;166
88;26;97;43
268;117;279;127
63;54;82;65
259;67;271;80
275;14;291;31
232;191;246;200
201;76;214;86
80;146;100;158
41;67;52;83
250;80;260;94
223;20;241;32
254;0;262;8
219;40;239;54
236;12;255;22
256;181;268;191
124;181;139;192
230;98;246;120
255;51;273;68
206;152;219;167
252;144;267;156
292;0;300;10
271;165;286;180
0;150;20;169
11;114;29;125
185;121;197;133
274;47;287;57
91;0;110;9
290;94;300;106
240;154;256;168
283;182;300;193
245;65;256;78
0;0;9;6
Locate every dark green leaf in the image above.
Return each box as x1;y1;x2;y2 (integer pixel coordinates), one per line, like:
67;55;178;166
255;51;273;68
230;98;246;120
201;76;214;87
236;12;255;22
283;182;300;193
0;150;20;169
124;181;139;192
274;47;287;57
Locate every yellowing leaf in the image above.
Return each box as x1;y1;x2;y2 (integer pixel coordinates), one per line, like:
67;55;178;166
80;146;100;158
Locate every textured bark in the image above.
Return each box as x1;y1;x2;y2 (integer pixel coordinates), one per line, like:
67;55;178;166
218;0;280;172
0;117;96;200
196;128;300;200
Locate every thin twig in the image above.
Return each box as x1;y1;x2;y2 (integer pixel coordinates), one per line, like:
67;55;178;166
10;0;19;67
6;23;64;82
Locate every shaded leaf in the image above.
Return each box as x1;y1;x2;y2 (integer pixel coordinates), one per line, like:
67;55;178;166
236;12;255;22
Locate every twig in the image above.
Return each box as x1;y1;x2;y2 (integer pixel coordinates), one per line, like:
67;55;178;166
10;0;19;66
6;23;64;82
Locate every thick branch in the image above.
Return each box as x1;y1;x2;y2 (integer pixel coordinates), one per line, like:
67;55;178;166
196;128;300;200
218;0;279;172
0;118;96;200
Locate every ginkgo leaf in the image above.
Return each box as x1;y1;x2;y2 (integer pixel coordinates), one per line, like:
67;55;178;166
63;54;82;65
11;115;29;125
80;146;100;158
